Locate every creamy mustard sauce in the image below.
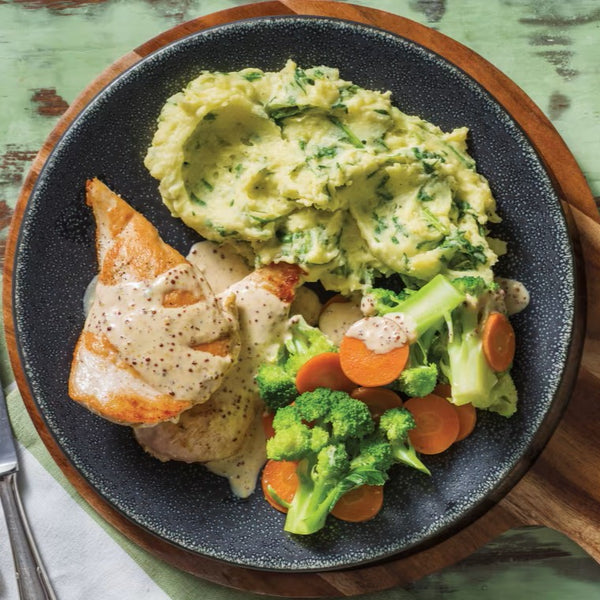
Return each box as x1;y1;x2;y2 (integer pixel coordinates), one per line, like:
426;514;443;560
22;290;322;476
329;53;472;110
189;239;321;323
360;292;418;340
187;257;289;365
86;262;235;403
186;250;291;497
383;312;417;343
345;316;410;353
318;297;363;345
204;413;267;498
360;293;377;317
496;277;530;316
187;241;252;294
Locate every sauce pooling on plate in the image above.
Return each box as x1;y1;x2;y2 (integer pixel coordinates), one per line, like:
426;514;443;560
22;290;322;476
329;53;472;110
204;413;267;498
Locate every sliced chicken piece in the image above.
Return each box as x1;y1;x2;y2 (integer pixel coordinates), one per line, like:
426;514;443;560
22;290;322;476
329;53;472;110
134;262;302;464
68;178;240;426
204;411;267;498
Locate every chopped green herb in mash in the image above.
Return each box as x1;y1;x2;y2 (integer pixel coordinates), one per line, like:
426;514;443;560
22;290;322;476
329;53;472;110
145;60;505;294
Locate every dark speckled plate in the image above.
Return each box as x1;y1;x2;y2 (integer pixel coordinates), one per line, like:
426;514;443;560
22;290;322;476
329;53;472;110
12;16;582;571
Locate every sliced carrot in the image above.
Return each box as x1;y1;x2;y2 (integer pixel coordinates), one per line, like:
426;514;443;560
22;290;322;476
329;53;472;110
339;335;409;388
262;412;275;440
453;402;477;442
350;387;403;421
295;352;356;394
432;383;476;442
482;312;516;372
331;485;384;522
433;383;452;400
404;394;460;455
261;459;298;513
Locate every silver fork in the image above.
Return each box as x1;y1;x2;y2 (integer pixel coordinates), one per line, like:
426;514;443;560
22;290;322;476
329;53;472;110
0;384;57;599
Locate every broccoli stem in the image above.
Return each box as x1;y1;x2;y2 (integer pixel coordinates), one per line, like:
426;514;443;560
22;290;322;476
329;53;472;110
391;444;431;475
396;274;465;338
447;304;497;405
284;458;344;535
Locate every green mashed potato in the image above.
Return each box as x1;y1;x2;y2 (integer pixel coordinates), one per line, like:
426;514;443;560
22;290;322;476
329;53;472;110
145;60;505;294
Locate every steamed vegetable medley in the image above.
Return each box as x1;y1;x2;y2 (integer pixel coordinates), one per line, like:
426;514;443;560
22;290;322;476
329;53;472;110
257;275;521;535
145;61;528;535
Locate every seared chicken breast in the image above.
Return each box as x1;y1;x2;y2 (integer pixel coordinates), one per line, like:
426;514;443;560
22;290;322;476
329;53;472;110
68;179;240;426
134;262;301;463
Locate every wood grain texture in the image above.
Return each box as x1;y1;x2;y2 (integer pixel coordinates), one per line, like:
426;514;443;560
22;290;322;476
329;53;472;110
502;367;600;559
3;1;599;596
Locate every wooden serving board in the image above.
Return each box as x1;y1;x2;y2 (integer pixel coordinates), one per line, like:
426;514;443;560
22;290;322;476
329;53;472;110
3;1;600;596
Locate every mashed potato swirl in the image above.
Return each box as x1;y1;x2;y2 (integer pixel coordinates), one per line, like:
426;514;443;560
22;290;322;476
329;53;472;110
145;60;504;294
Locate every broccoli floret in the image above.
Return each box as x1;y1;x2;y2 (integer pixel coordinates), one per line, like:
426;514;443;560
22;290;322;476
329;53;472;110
255;315;336;411
363;275;464;399
267;405;314;460
452;275;499;297
396;363;438;398
293;386;335;422
438;277;516;412
444;300;497;406
327;395;376;440
266;388;391;535
288;444;349;535
283;315;337;373
487;371;518;417
294;388;376;443
346;434;395;484
391;330;440;397
255;363;298;410
379;408;431;475
364;287;411;314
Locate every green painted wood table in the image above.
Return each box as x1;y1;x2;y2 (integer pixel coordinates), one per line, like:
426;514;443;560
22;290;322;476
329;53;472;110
1;1;599;599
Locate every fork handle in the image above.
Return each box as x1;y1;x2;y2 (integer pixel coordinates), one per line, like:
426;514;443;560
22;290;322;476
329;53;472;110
0;472;57;600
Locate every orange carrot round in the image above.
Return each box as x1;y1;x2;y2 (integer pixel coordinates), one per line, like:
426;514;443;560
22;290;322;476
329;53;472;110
350;387;403;421
339;335;409;387
331;485;384;522
433;383;452;400
404;394;460;455
453;402;477;441
295;352;356;394
262;412;275;440
261;460;298;513
482;312;515;372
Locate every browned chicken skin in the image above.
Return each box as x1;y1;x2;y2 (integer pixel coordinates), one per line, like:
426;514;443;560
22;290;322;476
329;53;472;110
134;262;302;462
68;179;240;426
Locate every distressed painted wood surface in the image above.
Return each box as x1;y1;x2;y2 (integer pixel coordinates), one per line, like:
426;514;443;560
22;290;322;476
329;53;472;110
1;0;600;598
